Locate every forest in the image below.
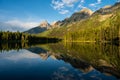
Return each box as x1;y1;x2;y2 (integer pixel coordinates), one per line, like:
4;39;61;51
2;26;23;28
64;10;120;42
38;6;120;44
0;31;61;43
64;11;120;42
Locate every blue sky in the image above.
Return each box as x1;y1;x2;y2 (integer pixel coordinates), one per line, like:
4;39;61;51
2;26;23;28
0;0;118;30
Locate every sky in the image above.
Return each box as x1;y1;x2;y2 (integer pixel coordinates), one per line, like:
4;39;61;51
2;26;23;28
0;0;119;31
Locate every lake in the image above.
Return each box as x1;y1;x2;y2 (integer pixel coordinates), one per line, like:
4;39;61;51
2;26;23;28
0;42;119;80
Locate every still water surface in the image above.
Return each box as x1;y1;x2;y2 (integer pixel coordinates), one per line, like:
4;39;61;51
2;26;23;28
0;42;119;80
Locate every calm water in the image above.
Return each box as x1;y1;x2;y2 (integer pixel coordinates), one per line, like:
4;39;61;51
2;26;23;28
0;42;119;80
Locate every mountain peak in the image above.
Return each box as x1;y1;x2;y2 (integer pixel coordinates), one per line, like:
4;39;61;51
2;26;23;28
39;20;51;29
39;20;49;27
51;21;57;26
78;8;93;15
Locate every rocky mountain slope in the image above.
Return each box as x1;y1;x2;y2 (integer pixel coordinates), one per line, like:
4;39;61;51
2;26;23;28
24;20;51;34
39;2;120;42
55;8;93;26
25;8;93;34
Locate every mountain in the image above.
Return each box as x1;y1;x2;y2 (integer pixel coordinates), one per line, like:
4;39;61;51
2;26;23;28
39;20;51;29
51;21;60;28
39;2;120;42
93;2;120;15
57;8;93;26
24;27;47;34
103;5;112;9
24;8;93;34
24;20;51;34
0;22;25;32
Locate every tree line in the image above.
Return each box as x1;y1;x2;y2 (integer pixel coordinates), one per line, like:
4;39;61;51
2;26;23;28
64;11;120;42
0;31;62;43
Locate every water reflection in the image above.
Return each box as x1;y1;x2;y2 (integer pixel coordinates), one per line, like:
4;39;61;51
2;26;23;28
0;42;119;80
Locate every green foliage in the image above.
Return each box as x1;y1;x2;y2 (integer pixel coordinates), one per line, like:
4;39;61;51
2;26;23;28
45;42;120;72
64;12;120;42
0;31;62;43
39;10;120;43
0;31;27;41
0;41;119;77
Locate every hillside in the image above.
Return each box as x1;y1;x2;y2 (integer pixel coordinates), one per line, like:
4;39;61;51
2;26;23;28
39;2;120;42
25;8;93;34
24;27;47;34
57;8;93;26
24;20;51;34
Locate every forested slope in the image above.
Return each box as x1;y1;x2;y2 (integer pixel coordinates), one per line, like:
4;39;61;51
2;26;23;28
39;3;120;42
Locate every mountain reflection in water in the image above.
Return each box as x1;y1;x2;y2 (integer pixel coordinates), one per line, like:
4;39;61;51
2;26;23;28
0;42;119;80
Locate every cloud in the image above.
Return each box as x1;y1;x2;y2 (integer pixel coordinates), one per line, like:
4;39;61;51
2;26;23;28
80;0;85;3
89;0;102;6
0;10;42;31
97;0;102;4
51;0;78;14
89;3;95;6
78;5;86;8
78;0;86;8
62;0;78;7
51;0;64;10
59;9;69;14
89;0;102;10
0;50;40;61
74;0;86;12
5;19;40;30
59;67;69;71
117;0;120;2
51;0;88;14
0;19;40;32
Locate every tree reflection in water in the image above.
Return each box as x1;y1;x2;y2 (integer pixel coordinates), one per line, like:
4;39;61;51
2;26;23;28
0;42;119;79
